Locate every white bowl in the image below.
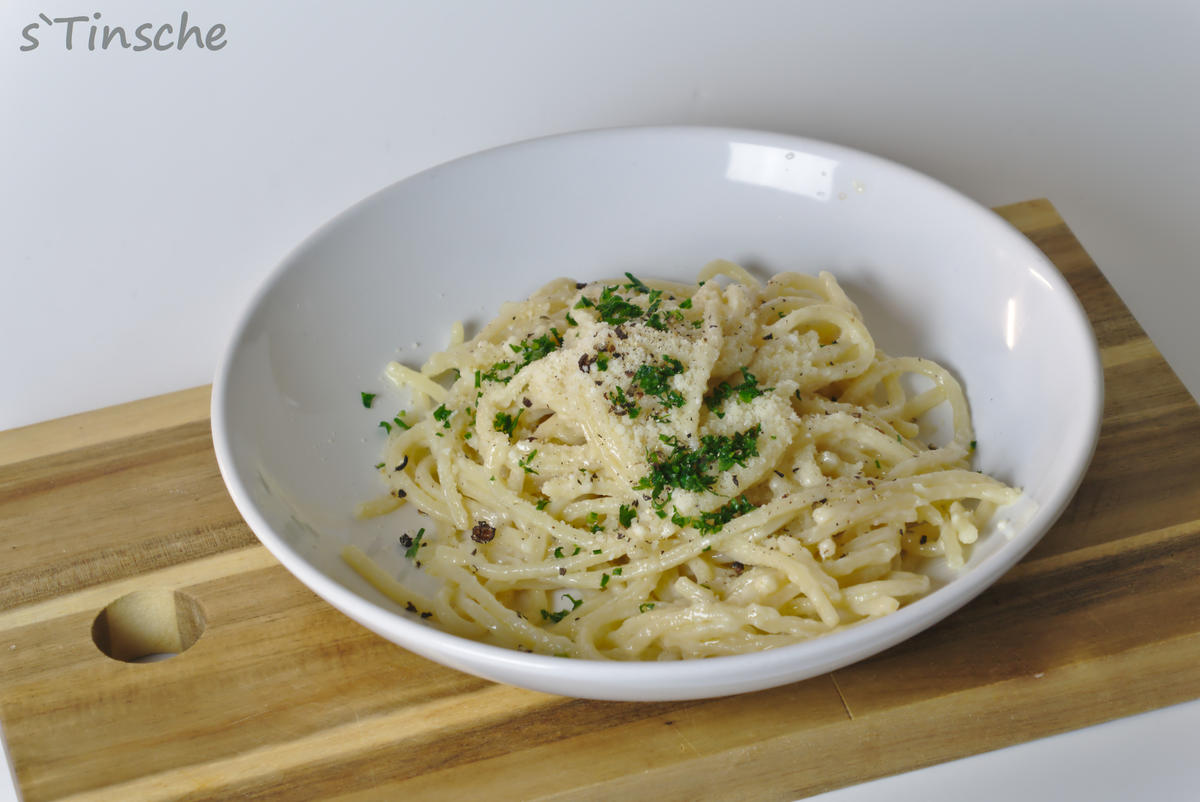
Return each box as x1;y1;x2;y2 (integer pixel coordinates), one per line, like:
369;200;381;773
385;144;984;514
211;127;1102;701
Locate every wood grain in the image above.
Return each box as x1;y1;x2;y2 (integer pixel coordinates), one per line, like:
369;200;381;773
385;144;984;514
2;199;1199;801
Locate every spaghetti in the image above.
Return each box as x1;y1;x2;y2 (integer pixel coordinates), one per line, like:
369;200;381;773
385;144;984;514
346;261;1020;660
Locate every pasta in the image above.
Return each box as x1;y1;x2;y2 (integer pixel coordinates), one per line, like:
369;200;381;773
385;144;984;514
347;261;1020;660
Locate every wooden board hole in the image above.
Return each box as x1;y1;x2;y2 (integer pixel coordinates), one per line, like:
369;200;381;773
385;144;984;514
91;589;206;663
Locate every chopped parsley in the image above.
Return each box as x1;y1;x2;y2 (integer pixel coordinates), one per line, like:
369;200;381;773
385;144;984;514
518;449;538;474
480;330;565;385
606;385;641;418
586;511;604;533
606;355;685;418
632;355;686;408
480;360;514;383
665;494;757;535
639;602;656;613
361;392;377;408
536;498;550;511
618;504;636;528
970;440;977;451
378;420;392;434
623;272;651;293
432;406;453;430
511;330;563;365
635;426;762;503
600;572;610;588
540;594;582;624
693;495;755;535
573;275;688;331
403;528;425;559
642;289;668;330
705;367;771;417
493;409;523;437
576;285;643;325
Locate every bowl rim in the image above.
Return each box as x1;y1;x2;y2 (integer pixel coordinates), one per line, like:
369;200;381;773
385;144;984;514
211;125;1104;700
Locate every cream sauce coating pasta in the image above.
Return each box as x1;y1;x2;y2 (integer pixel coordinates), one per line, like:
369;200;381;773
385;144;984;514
347;262;1021;660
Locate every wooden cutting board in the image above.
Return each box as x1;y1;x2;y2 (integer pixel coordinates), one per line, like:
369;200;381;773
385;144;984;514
3;199;1199;801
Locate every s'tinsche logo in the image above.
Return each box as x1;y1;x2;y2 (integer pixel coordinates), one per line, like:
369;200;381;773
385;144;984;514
21;11;227;52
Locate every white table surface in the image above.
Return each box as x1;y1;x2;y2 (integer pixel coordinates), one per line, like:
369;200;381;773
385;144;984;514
2;2;1197;799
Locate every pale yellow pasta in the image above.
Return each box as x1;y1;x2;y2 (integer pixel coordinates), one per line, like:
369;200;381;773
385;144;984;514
348;263;1021;660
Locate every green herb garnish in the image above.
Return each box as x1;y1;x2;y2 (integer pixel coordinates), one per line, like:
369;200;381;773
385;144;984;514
592;286;645;326
540;594;583;623
511;330;562;364
361;392;377;408
618;504;636;528
479;330;565;385
605;385;641;418
704;367;771;416
632;355;686;408
694;495;755;535
433;405;452;429
635;426;762;503
623;272;651;293
480;360;514;384
404;528;425;559
493;409;523;437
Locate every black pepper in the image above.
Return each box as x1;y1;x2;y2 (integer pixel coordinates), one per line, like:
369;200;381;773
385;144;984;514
471;521;496;543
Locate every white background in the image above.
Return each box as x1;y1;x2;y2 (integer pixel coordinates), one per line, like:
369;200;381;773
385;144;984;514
2;1;1197;799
